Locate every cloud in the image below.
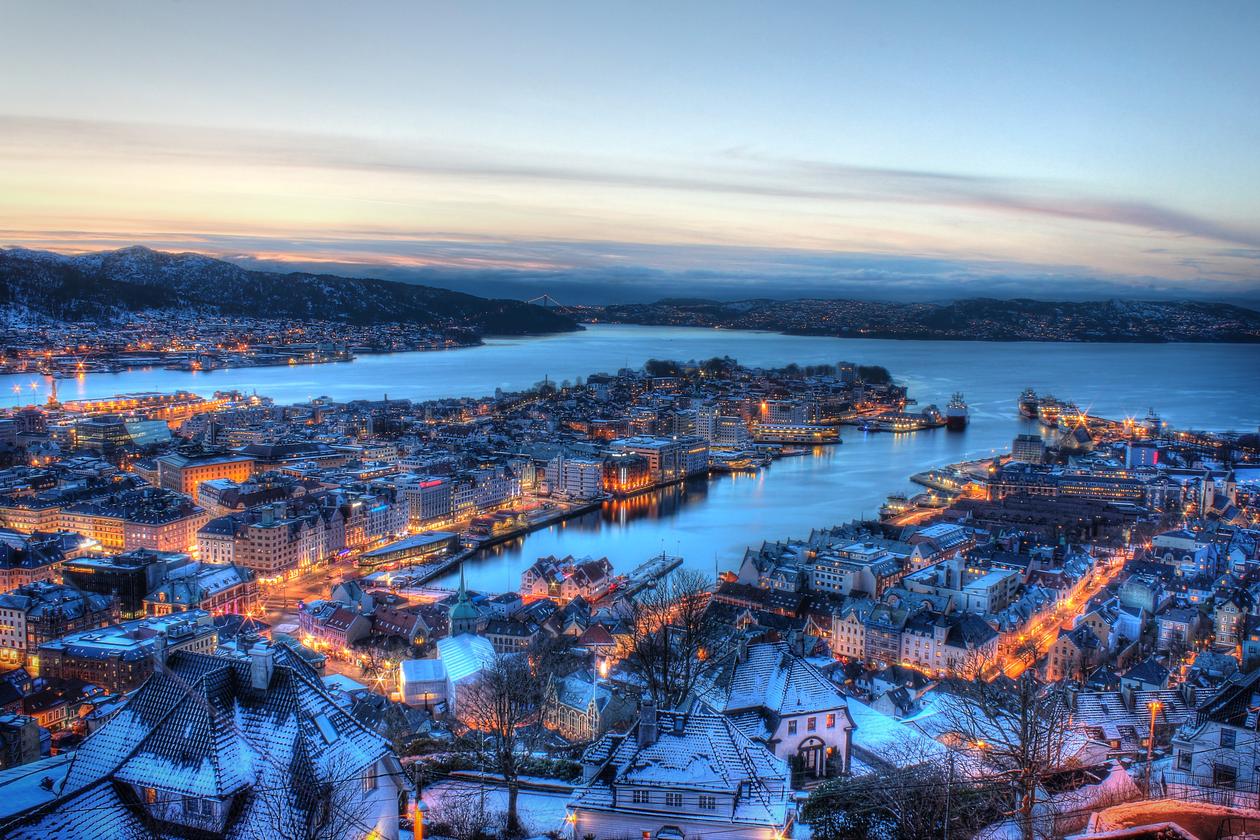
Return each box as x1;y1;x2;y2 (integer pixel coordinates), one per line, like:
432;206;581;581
7;225;1254;306
4;114;1260;251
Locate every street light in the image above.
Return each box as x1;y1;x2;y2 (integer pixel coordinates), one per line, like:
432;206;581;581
1144;700;1162;794
413;799;427;840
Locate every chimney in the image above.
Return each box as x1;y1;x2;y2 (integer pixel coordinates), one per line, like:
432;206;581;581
672;713;685;735
638;699;658;748
250;642;275;692
152;631;167;669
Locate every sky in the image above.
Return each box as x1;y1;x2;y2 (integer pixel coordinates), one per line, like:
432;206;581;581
2;1;1259;304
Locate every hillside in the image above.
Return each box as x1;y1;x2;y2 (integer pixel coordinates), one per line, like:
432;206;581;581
592;297;1260;343
0;246;579;335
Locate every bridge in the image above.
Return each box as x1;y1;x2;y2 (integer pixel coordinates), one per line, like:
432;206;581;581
526;294;581;315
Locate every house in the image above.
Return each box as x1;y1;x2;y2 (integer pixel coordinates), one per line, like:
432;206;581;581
143;562;258;617
0;713;39;770
298;600;372;654
1045;625;1103;682
0;642;407;839
370;605;424;645
1155;607;1200;652
482;617;540;654
1169;667;1260;807
1214;590;1251;650
569;702;792;840
1119;657;1170;692
708;641;855;779
544;671;627;743
1074;685;1195;758
520;554;615;602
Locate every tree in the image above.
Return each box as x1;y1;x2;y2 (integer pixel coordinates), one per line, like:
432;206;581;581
941;673;1077;840
457;645;561;837
252;753;380;840
644;358;681;377
802;746;1007;840
622;569;728;708
424;784;499;840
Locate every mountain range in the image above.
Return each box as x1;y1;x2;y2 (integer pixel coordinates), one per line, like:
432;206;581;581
589;297;1260;343
0;246;579;335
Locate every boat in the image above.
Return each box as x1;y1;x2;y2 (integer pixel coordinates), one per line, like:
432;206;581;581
1019;387;1039;419
945;393;969;431
879;493;911;520
1038;394;1063;428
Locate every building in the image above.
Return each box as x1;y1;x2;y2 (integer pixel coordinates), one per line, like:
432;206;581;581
36;610;217;693
154;450;257;496
434;632;496;718
0;582;116;668
610;435;709;484
143;563;258;616
198;496;344;577
1012;433;1047;465
1169;669;1260;806
751;423;839;444
0;530;93;591
903;555;1021;614
58;488;208;554
520;554;615;602
398;657;447;709
897;611;1001;676
399;476;454;527
569;703;792;840
546;455;605;500
0;713;39;770
196;474;318;516
0;643;407;839
62;549;191;619
711;641;855;779
544;671;625;743
356;531;459;570
73;415;133;456
298;601;372;654
1045;625;1104;682
602;451;652;495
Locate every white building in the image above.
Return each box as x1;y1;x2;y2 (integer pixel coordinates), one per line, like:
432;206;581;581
434;633;496;718
569;703;791;840
712;641;855;779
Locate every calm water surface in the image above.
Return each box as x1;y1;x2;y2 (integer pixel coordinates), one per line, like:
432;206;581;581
6;325;1256;588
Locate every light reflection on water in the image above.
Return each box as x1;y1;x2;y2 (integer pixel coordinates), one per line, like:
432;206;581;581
6;324;1255;588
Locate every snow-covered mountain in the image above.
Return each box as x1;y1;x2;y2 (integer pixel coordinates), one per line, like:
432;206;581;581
0;245;579;334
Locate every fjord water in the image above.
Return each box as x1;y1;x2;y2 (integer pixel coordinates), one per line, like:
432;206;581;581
10;325;1257;588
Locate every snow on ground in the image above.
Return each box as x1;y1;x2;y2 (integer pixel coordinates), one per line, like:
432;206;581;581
422;779;571;837
1088;798;1260;839
845;695;945;769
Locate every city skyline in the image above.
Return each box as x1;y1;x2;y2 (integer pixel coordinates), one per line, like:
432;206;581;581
3;1;1260;304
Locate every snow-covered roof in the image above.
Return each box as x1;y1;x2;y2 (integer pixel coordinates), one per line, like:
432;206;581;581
845;695;945;771
571;709;790;828
720;641;849;719
400;657;447;685
435;633;495;684
2;644;396;838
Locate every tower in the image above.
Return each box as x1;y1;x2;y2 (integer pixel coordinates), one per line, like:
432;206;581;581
448;565;481;636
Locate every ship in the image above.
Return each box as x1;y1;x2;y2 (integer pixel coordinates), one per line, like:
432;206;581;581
1038;394;1064;428
1019;387;1039;419
945;393;969;431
